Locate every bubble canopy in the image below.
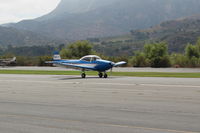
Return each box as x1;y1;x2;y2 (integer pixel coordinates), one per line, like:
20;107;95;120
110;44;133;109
80;55;101;62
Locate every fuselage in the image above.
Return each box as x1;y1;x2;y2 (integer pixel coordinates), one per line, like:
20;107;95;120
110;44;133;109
49;54;126;78
54;59;114;72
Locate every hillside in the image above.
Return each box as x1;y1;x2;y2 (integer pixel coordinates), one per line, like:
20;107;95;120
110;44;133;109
94;15;200;56
133;14;200;52
9;0;200;41
0;26;62;47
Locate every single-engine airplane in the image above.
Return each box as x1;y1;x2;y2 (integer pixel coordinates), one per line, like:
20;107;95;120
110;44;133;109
0;57;16;67
47;52;126;78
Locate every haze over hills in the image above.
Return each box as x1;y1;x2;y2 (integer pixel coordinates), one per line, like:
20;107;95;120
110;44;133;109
37;0;117;21
8;0;200;40
1;0;200;56
0;26;62;47
94;14;200;56
135;14;200;52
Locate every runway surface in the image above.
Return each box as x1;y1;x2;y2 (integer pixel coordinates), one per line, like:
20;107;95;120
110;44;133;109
0;74;200;133
1;66;200;73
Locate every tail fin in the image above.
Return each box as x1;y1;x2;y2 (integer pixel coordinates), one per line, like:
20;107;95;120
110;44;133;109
53;52;61;61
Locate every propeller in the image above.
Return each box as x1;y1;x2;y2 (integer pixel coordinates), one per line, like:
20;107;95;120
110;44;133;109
110;67;113;76
110;62;115;76
109;61;126;76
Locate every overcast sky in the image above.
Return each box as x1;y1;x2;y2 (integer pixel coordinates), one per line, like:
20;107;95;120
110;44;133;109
0;0;61;24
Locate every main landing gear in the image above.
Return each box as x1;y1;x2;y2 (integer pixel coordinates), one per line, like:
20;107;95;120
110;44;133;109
98;72;108;78
81;69;86;78
81;70;108;78
81;73;86;78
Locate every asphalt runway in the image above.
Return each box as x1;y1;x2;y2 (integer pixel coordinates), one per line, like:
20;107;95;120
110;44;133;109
1;66;200;73
0;74;200;133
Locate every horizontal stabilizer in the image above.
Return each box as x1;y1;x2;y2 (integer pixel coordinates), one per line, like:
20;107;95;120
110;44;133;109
45;61;53;64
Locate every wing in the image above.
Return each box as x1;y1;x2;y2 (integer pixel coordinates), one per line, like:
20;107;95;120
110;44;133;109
114;61;127;67
53;61;97;71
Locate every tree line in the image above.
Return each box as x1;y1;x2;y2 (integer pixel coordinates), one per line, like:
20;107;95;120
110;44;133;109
131;38;200;68
1;39;200;67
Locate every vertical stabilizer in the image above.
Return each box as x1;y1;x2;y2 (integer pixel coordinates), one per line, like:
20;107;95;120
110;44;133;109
53;52;61;61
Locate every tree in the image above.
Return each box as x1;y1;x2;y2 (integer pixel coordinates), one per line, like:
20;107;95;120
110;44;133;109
144;42;171;67
185;43;199;58
38;56;52;66
195;37;200;56
60;41;93;59
15;56;37;66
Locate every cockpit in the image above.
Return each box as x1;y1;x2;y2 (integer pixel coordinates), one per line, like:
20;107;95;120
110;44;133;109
80;55;101;62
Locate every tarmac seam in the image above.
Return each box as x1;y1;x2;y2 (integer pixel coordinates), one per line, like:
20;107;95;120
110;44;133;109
1;79;200;88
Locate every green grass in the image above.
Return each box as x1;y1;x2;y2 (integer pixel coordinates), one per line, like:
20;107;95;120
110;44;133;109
0;70;200;78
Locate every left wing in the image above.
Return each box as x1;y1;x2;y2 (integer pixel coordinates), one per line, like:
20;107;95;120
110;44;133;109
53;61;97;71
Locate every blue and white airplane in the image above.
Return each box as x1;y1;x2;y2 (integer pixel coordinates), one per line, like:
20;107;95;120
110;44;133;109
48;52;126;78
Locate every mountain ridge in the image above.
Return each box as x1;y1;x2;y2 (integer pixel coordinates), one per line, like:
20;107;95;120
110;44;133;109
9;0;200;40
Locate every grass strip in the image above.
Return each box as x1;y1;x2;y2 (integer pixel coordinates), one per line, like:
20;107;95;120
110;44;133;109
0;70;200;78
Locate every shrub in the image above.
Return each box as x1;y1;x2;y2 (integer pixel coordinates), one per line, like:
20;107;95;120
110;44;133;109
131;52;150;67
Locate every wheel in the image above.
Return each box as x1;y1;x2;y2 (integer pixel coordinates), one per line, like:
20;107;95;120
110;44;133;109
81;73;86;78
104;73;108;78
98;73;103;78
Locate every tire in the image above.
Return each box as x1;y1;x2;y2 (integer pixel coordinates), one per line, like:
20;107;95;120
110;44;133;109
81;73;86;78
98;73;103;78
104;73;108;78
